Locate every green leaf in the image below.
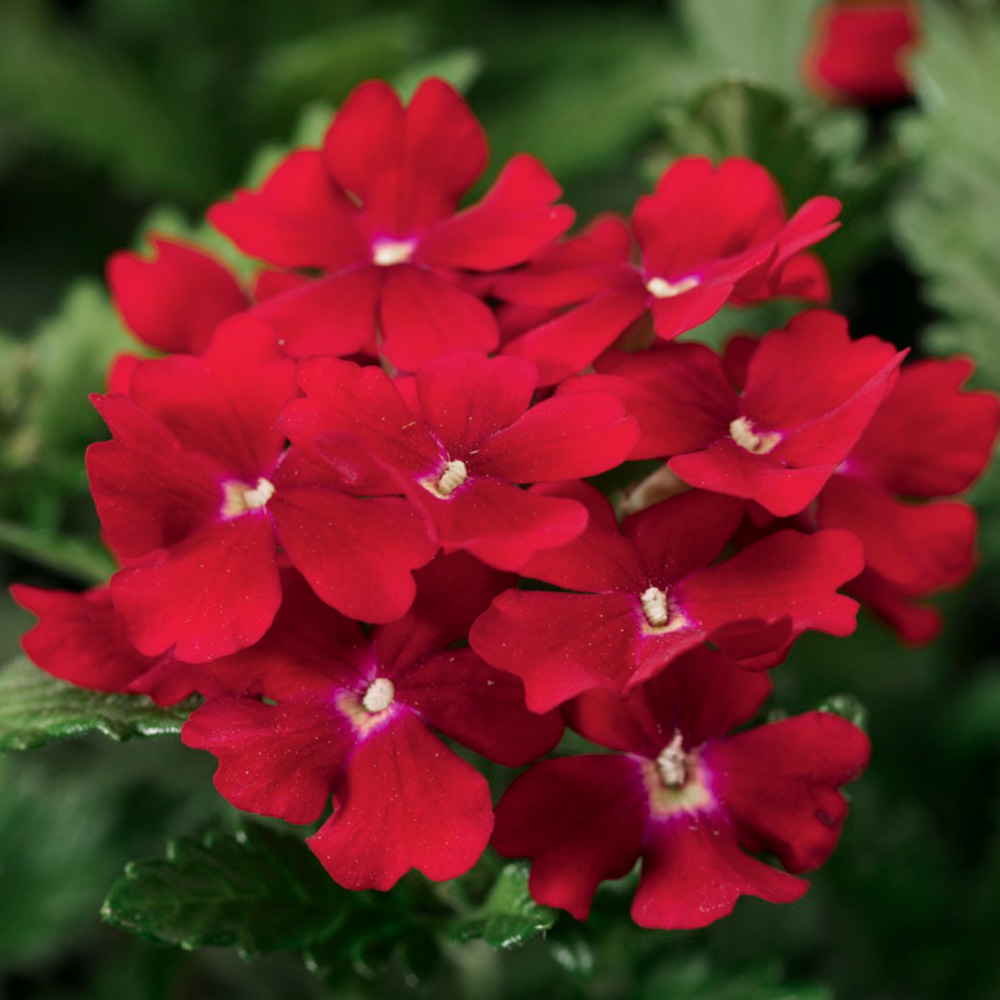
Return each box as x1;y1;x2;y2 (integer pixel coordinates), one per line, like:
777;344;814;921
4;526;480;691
251;13;424;118
0;657;191;752
0;279;131;541
393;48;484;102
449;861;556;949
0;520;114;584
640;956;834;1000
817;693;870;732
0;0;224;198
893;3;1000;388
102;822;350;958
675;0;825;97
547;921;595;979
481;11;682;181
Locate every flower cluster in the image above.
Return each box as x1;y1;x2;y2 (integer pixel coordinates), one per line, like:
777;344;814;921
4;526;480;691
12;78;998;930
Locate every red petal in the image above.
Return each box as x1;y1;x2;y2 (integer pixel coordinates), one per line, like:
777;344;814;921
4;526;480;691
706;711;870;872
669;439;838;517
375;551;515;672
252;267;380;359
378;266;498;371
634;158;784;279
477;391;638;483
423;478;588;572
11;584;197;702
182;693;354;825
648;282;739;341
584;342;736;458
283;356;439;478
744;311;905;467
502;287;648;387
208;569;373;700
806;1;918;104
270;448;436;624
677;529;864;665
127;315;296;482
622;490;746;585
849;358;1000;497
107;238;247;355
110;513;280;662
308;711;493;889
415;351;536;455
323;78;487;234
87;394;224;558
469;590;643;711
495;214;634;308
492;755;648;920
418;154;573;270
571;646;773;754
519;482;646;594
209;150;367;270
394;647;562;766
632;812;806;930
743;250;830;304
846;568;942;644
817;475;977;591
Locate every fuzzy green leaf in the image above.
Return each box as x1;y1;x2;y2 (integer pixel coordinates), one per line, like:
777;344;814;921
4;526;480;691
0;657;191;752
893;3;1000;388
102;822;349;958
676;0;824;97
450;861;556;949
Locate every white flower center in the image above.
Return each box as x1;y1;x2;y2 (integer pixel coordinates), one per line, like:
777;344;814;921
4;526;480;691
640;585;670;628
422;458;468;498
220;477;275;518
372;238;416;267
646;275;700;299
655;732;688;789
362;677;395;714
729;415;782;455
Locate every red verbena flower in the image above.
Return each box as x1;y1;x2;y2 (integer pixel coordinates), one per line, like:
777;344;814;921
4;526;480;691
497;159;840;385
492;648;870;929
804;0;920;105
182;554;562;890
469;483;864;712
560;310;906;516
209;78;573;371
280;350;639;571
87;316;436;662
815;357;1000;639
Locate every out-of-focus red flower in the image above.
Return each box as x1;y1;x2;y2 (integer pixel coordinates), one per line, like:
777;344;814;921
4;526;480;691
804;1;920;105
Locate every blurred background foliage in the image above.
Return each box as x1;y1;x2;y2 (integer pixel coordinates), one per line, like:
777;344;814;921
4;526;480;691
3;0;1000;997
